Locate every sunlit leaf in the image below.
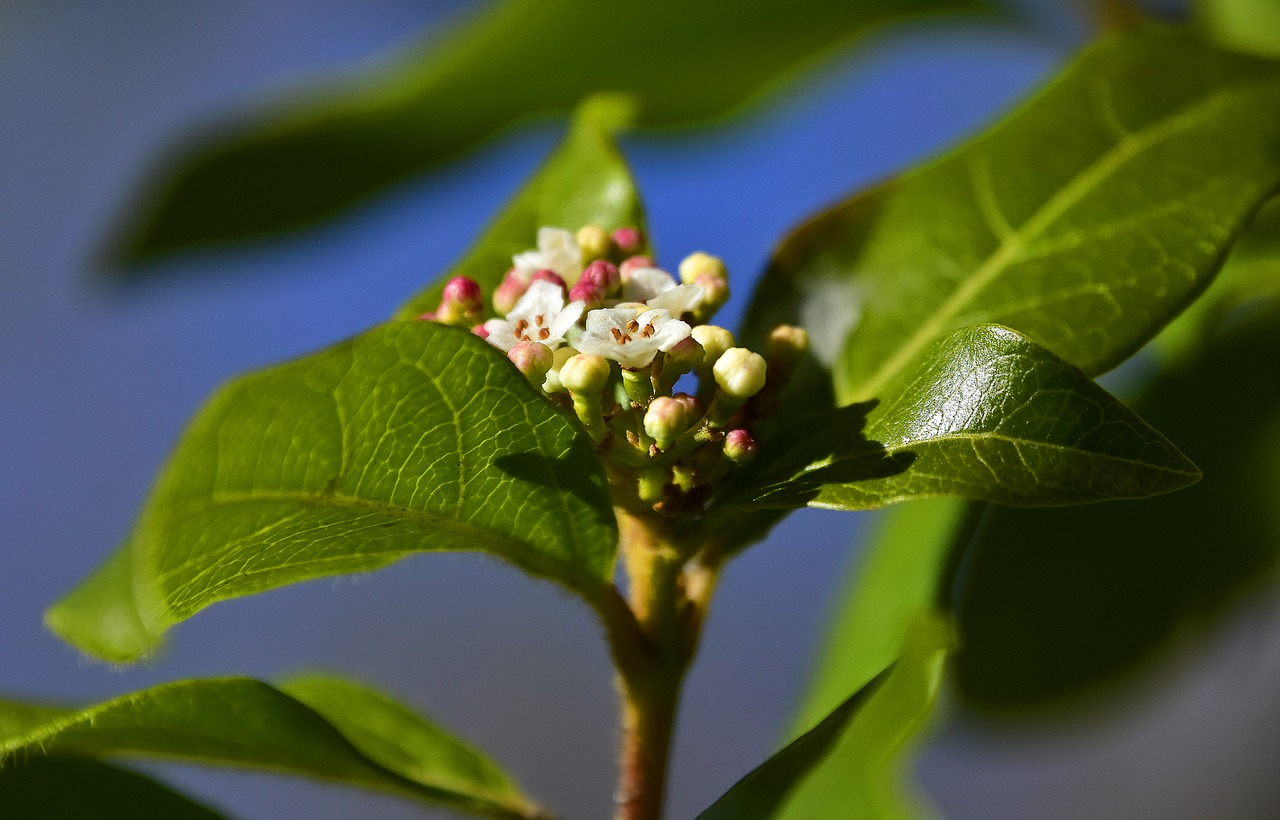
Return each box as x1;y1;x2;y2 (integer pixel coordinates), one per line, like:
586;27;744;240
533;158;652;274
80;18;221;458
47;323;615;662
0;676;543;819
952;301;1280;707
744;26;1280;404
713;324;1198;524
697;617;951;820
394;94;646;321
0;757;227;820
110;0;982;263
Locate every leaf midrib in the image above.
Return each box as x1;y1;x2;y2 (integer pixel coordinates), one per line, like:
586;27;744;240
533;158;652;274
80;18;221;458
850;72;1280;402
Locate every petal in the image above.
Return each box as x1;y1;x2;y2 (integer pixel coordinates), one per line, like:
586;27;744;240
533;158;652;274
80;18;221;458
623;267;677;302
509;280;567;322
550;301;586;338
646;283;703;316
481;319;519;352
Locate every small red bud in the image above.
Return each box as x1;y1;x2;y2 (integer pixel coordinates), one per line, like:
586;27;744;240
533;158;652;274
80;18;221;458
581;259;621;293
612;226;644;255
530;269;567;292
569;279;607;309
493;269;529;315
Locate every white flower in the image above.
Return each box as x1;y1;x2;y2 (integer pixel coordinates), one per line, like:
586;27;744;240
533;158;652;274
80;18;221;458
622;267;703;316
482;280;584;352
575;305;692;369
513;227;583;284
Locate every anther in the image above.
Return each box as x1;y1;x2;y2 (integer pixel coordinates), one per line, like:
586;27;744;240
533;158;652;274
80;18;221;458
626;320;640;333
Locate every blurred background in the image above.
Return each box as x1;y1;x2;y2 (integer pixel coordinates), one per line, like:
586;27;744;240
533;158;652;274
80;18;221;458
4;0;1280;817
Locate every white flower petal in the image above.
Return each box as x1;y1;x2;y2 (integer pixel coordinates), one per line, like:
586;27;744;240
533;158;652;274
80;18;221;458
575;306;692;369
536;227;583;283
645;283;704;317
622;267;678;303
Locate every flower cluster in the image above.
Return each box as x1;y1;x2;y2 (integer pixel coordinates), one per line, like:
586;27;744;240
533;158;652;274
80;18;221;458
420;225;807;516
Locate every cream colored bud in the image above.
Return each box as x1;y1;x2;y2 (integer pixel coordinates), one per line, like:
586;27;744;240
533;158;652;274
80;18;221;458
575;224;612;262
713;348;767;399
767;324;811;364
559;353;611;394
542;346;581;394
690;325;735;368
643;396;691;451
678;252;727;284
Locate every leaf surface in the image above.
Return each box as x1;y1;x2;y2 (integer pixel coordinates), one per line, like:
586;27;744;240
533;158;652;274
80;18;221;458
112;0;981;263
48;323;615;662
745;26;1280;403
697;618;951;820
394;95;646;321
716;324;1199;521
0;757;227;820
0;676;541;819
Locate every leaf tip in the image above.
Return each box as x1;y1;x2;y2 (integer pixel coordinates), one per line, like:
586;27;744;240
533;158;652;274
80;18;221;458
43;547;165;665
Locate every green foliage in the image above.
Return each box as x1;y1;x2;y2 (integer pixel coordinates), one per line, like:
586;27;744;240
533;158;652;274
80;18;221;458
110;0;982;264
953;301;1280;707
1197;0;1280;57
744;26;1280;403
698;618;951;819
48;323;615;662
395;95;647;321
0;757;227;820
718;324;1198;514
0;676;540;819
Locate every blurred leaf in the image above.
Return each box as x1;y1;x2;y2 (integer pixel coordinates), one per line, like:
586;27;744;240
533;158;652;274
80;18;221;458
744;26;1280;404
697;617;951;819
0;756;227;820
715;324;1198;519
1197;0;1280;57
47;323;615;663
952;300;1280;707
394;95;646;321
111;0;983;264
0;676;542;819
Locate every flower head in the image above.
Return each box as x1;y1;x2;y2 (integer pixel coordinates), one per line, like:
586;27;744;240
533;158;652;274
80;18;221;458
482;280;584;352
575;305;692;369
513;227;583;284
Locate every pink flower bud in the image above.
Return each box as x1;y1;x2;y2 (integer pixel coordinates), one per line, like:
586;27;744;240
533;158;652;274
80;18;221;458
671;392;703;418
530;268;567;292
644;396;693;450
724;428;758;463
692;274;730;322
612;226;644;256
472;324;489;339
435;276;484;325
569;278;607;309
507;340;554;384
580;259;621;293
619;255;655;282
493;269;529;316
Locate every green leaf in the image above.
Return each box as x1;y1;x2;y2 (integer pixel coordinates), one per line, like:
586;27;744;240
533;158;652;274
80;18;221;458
1197;0;1280;57
0;676;543;819
0;757;228;820
744;26;1280;404
697;617;952;820
952;300;1280;707
111;0;982;263
716;324;1199;517
48;322;616;662
394;94;646;321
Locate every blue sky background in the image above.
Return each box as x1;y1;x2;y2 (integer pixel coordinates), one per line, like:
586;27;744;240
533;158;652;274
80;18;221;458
4;2;1280;818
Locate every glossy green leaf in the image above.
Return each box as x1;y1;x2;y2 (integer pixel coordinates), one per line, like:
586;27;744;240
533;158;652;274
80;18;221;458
715;324;1199;517
952;300;1280;707
111;0;982;263
698;617;952;820
1197;0;1280;57
47;323;616;662
744;26;1280;405
0;757;227;820
394;94;646;321
0;676;542;819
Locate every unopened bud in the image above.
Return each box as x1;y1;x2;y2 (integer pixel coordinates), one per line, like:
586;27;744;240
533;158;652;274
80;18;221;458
575;225;612;261
542;346;581;394
559;353;611;394
654;335;703;395
494;269;529;316
713;348;767;399
619;255;654;282
530;268;567;293
723;429;758;463
442;275;483;313
767;325;811;367
671;392;703;418
612;226;644;256
580;259;621;293
678;252;727;285
569;278;607;309
692;274;730;323
508;341;554;385
690;325;735;370
644;396;692;451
